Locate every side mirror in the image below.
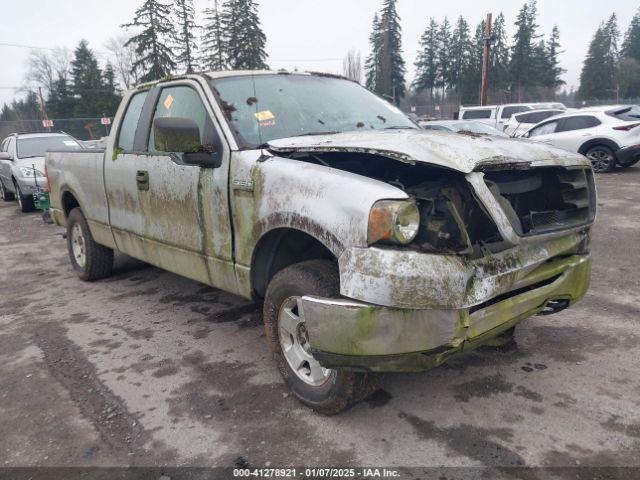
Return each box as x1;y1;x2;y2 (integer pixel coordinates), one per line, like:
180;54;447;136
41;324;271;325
153;117;221;168
153;117;202;153
0;152;12;161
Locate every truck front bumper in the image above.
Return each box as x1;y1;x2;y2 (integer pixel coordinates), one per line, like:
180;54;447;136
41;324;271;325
302;240;591;372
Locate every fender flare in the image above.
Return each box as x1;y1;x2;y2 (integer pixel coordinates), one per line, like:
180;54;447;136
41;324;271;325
578;138;620;157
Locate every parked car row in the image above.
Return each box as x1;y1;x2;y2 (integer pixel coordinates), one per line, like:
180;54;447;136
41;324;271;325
421;103;640;173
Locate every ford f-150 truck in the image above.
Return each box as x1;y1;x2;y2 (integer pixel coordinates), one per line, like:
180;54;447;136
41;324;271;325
46;71;596;414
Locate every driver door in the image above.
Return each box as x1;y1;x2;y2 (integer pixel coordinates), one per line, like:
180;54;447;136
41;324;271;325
104;81;235;289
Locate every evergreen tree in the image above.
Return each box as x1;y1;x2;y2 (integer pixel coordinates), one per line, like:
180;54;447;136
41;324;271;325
223;0;268;70
174;0;198;73
413;18;439;102
365;13;382;92
436;17;452;101
544;26;566;90
101;63;122;115
47;75;76;118
490;13;510;94
201;0;226;70
71;40;104;117
122;0;177;82
578;24;612;100
459;21;485;105
621;7;640;62
365;0;406;103
449;16;472;93
509;0;540;100
603;13;621;90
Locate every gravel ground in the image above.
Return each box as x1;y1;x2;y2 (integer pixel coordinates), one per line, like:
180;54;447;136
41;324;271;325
0;166;639;476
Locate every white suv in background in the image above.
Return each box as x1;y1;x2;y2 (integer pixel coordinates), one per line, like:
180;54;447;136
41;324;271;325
504;108;567;137
523;105;640;173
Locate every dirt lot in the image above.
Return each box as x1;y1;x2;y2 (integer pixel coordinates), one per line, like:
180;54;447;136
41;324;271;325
1;166;639;474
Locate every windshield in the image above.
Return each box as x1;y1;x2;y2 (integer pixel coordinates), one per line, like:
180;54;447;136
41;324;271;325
210;74;417;148
17;135;81;159
450;121;508;137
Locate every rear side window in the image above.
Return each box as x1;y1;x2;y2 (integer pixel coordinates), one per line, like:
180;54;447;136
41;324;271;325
501;106;531;119
462;109;492;120
117;91;148;151
516;110;563;124
556;116;601;133
529;121;559;137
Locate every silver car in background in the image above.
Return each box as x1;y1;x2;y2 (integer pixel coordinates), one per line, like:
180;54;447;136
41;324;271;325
0;133;82;212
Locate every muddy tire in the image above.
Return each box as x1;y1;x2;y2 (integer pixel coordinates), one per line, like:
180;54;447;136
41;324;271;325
0;180;15;202
15;182;35;212
66;208;114;281
586;146;617;173
263;260;378;415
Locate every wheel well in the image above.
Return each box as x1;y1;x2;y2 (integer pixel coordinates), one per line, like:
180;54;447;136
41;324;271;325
251;228;337;299
578;138;620;156
61;191;80;217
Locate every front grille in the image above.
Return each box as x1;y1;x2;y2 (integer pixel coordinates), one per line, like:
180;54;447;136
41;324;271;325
485;167;595;236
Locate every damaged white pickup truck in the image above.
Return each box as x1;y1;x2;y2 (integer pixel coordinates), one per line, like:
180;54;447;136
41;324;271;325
46;71;596;414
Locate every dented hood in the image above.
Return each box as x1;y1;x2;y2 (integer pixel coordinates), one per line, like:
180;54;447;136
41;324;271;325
267;129;589;173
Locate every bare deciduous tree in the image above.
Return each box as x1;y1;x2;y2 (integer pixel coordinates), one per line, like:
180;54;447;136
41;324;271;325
342;49;362;83
25;47;71;98
105;34;139;89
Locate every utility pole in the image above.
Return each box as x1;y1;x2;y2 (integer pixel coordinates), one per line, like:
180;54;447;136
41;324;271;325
480;13;493;106
38;87;51;133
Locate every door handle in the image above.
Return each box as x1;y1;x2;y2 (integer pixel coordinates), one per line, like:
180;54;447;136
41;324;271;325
136;170;149;191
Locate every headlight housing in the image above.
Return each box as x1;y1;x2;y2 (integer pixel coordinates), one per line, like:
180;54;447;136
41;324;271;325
19;167;45;178
368;200;420;245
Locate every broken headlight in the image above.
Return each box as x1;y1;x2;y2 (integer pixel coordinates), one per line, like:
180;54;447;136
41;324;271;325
368;200;420;245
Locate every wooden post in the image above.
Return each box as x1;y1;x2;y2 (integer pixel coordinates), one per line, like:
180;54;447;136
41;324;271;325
481;13;493;106
38;87;51;133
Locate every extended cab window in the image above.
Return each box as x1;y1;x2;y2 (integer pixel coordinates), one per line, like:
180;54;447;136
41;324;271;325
462;109;492;120
117;91;148;151
148;86;210;152
556;116;601;133
517;110;562;124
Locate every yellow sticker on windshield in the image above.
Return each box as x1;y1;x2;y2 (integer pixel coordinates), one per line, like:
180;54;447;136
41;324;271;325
164;95;174;110
255;110;275;122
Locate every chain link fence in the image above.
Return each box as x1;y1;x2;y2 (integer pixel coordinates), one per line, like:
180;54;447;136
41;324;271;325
0;117;113;142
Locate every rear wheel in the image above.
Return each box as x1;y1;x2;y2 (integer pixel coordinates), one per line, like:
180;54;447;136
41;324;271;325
586;146;617;173
66;208;114;281
0;179;15;201
15;182;35;212
263;260;377;415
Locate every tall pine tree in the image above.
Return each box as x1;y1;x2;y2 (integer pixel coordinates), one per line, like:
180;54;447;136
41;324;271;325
223;0;268;70
365;0;406;103
413;18;439;103
71;40;104;117
621;7;640;62
123;0;177;82
365;14;382;92
436;18;452;102
509;0;540;100
174;0;198;73
449;16;472;93
490;13;510;95
542;26;566;92
578;24;613;100
201;0;226;71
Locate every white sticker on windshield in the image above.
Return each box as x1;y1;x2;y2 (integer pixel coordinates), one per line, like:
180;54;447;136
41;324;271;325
63;141;77;146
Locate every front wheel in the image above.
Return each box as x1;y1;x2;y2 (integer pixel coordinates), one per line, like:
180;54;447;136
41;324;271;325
66;208;114;281
263;260;377;415
15;182;35;212
586;146;617;173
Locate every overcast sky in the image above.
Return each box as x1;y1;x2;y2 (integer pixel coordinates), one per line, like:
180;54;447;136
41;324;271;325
1;0;638;109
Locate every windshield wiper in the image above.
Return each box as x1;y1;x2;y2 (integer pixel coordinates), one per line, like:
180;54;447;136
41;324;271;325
384;126;418;130
289;131;341;138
